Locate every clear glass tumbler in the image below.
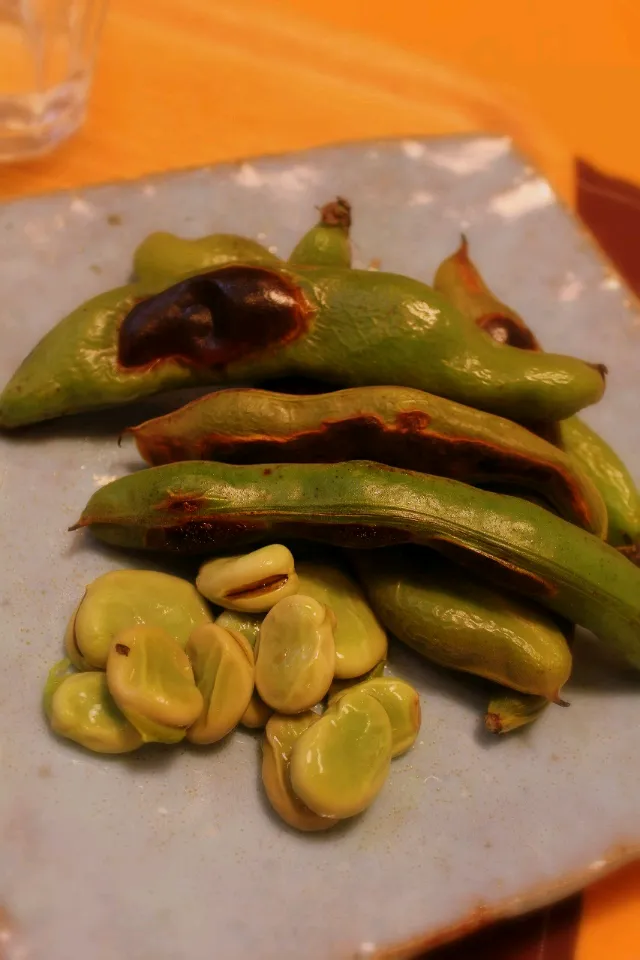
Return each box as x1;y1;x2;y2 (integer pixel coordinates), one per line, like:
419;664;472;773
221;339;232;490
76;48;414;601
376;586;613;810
0;0;106;161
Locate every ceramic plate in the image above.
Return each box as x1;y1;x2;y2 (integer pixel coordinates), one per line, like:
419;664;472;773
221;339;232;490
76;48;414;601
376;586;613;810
1;136;639;960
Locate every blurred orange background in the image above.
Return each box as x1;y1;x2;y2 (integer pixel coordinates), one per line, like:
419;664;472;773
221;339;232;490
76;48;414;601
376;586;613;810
1;0;638;205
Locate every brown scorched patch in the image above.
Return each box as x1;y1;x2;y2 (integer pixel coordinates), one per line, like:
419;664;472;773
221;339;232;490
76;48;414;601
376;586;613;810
135;413;594;533
118;265;312;370
145;519;267;553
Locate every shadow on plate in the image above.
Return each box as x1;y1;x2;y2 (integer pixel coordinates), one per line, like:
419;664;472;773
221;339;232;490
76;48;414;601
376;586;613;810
0;377;332;447
0;385;220;444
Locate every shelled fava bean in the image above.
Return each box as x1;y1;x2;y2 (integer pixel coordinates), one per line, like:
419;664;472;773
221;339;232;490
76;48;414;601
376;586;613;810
43;546;422;831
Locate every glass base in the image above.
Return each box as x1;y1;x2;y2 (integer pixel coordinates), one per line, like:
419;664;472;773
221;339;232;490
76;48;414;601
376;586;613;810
0;76;89;162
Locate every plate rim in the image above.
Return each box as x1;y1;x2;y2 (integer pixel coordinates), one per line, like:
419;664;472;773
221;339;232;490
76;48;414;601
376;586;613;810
375;842;640;958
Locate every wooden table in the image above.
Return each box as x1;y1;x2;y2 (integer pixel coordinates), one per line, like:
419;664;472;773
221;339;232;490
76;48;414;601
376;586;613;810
1;1;639;956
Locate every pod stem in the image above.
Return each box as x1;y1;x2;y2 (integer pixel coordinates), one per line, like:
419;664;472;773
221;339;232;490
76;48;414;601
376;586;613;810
484;712;504;734
318;198;352;229
618;543;640;566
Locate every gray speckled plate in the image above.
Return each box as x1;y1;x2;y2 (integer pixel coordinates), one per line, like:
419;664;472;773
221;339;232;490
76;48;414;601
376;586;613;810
1;136;639;960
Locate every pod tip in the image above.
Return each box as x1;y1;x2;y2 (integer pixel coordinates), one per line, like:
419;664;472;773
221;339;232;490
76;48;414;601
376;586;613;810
319;197;352;229
117;427;134;448
618;542;640;566
484;712;504;734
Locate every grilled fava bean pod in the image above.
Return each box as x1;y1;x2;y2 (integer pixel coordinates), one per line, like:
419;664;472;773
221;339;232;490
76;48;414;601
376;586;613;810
434;236;541;349
196;544;299;612
355;547;571;700
484;624;573;732
106;626;203;743
255;596;336;713
127;386;607;536
262;712;338;832
185;623;255;744
288;198;352;268
558;417;640;555
289;689;393;819
134;232;280;287
74;460;640;669
435;236;640;556
0;261;606;427
330;677;421;757
70;569;213;669
73;460;640;669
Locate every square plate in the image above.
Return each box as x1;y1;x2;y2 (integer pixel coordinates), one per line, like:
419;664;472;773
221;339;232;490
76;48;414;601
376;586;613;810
1;136;639;960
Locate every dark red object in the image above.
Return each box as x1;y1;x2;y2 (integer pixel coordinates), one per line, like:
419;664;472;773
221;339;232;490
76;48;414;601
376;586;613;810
118;265;310;369
577;158;640;299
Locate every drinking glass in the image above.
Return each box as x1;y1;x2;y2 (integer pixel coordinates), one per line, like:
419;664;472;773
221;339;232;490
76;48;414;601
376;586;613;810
0;0;106;161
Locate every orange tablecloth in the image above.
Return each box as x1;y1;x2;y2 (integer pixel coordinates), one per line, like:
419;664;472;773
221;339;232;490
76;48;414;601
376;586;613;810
4;0;639;204
1;2;639;955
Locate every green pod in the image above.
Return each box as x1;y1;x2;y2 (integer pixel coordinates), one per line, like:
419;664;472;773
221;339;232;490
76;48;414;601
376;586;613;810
71;459;640;669
0;282;193;429
485;691;549;734
288;198;352;268
354;547;572;701
485;623;573;732
134;232;280;286
434;236;640;556
126;385;607;536
434;236;541;349
558;417;640;555
0;262;606;428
